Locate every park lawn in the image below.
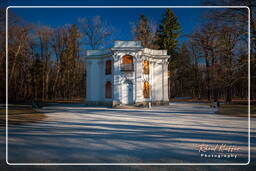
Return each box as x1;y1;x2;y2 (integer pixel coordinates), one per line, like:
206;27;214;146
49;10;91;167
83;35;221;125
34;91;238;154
0;105;47;126
217;104;256;118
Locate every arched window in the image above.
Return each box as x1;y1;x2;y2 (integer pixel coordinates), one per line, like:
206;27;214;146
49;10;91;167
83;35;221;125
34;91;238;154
143;60;149;74
105;81;112;98
122;55;133;64
143;81;150;98
105;60;112;75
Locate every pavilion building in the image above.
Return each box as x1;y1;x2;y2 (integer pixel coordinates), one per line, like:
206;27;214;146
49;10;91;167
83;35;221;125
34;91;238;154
84;40;170;107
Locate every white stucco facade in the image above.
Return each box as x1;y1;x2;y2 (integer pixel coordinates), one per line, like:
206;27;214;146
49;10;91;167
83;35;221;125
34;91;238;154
84;41;170;107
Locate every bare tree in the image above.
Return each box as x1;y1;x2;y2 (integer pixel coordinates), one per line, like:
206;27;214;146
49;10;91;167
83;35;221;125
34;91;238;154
51;27;68;99
189;23;219;101
218;26;242;102
132;15;159;48
35;25;53;101
188;38;204;99
78;16;113;49
204;0;255;100
51;25;84;101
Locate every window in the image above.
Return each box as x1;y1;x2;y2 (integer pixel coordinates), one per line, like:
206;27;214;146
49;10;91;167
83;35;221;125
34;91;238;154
105;60;112;75
122;55;133;64
121;55;134;71
143;60;149;74
143;81;150;98
105;81;112;98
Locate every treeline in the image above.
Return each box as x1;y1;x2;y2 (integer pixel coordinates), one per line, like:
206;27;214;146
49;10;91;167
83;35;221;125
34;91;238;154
1;13;85;103
0;0;255;104
132;0;255;103
174;1;255;103
8;22;85;103
0;5;114;103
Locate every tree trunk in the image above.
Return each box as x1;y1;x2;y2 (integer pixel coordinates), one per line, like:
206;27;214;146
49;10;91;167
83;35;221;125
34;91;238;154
213;88;218;102
226;86;232;103
9;44;21;82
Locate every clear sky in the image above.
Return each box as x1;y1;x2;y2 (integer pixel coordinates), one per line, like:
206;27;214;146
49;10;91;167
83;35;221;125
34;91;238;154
6;0;207;47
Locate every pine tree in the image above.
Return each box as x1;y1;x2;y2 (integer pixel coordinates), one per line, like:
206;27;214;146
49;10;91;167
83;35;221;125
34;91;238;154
156;9;181;56
156;9;181;99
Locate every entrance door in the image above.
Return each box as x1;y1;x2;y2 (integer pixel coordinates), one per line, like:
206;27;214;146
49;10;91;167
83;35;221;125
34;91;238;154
122;81;133;105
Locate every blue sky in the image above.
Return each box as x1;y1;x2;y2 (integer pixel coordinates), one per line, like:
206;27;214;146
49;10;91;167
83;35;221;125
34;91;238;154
6;0;207;47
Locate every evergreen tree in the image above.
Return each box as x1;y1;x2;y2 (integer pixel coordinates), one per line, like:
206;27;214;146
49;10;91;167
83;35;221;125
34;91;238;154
156;9;181;56
156;9;181;99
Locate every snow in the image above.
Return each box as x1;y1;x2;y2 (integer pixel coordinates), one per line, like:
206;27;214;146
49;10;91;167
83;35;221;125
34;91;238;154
1;103;255;164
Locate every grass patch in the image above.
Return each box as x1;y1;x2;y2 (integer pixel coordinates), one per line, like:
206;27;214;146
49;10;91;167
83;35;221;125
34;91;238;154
217;104;256;118
0;105;47;126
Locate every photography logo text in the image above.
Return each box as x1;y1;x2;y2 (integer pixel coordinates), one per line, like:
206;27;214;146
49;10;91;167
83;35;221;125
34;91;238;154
194;144;240;159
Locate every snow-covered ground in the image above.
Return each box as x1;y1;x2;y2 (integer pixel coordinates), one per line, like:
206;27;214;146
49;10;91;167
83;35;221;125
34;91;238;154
1;103;255;164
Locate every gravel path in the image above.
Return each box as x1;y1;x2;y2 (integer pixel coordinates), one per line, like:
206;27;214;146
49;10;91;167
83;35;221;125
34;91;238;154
1;103;255;164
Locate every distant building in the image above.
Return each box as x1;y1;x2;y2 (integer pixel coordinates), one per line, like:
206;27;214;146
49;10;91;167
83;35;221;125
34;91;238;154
84;41;170;107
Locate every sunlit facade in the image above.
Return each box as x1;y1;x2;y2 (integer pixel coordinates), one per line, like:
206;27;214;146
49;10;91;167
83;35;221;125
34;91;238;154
84;41;170;107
